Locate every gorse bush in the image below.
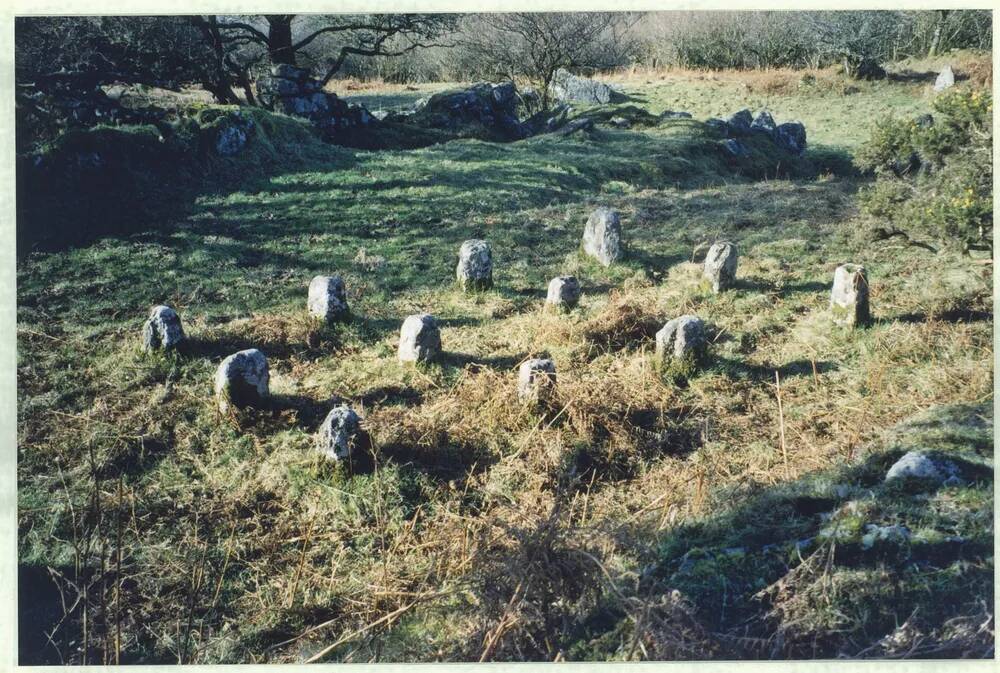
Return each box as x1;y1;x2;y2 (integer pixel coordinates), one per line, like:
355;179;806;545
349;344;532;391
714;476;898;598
858;88;993;255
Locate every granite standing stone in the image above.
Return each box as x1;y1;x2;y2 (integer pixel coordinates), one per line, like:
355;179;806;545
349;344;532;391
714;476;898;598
703;241;738;292
830;264;871;327
308;275;349;322
456;239;494;291
582;207;623;266
214;349;270;412
142;305;185;351
517;358;557;404
546;276;581;310
398;313;442;363
655;315;706;369
316;405;362;461
934;65;955;92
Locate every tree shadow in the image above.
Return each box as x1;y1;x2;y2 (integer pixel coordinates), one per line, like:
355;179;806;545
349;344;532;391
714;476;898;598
714;356;839;383
440;351;528;373
888;309;992;325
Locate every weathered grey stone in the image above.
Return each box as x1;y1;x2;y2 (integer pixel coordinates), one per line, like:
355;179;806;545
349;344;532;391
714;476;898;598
775;121;807;155
830;263;871;327
551;68;625;105
750;111;777;133
398;313;441;363
517;358;557;404
308;275;349;322
546;276;581;310
885;451;960;485
215;114;253;157
934;65;955;92
703;241;738;292
582;207;622;266
316;405;361;461
142;305;185;351
655;315;706;368
861;524;911;549
727;109;753;132
456;239;493;291
214;349;269;412
609;116;631;129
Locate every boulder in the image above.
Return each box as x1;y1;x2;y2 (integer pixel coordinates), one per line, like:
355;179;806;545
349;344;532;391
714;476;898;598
727;109;753;132
655;315;706;370
142;305;185;351
885;450;961;485
517;358;557;404
703;241;738;292
750;111;777;133
830;263;871;327
308;275;349;322
582;207;623;266
256;64;375;140
705;118;729;135
775;122;807;155
214;349;270;412
933;65;955;92
552;117;595;136
456;239;494;291
404;81;527;140
551;68;626;105
214;111;255;156
316;405;362;461
546;276;581;310
661;110;693;119
398;313;441;364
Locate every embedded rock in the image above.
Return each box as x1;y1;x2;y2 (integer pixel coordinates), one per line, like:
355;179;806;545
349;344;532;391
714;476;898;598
885;451;961;485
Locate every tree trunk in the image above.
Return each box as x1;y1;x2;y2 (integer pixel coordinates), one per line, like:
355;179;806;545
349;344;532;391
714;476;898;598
266;15;296;65
928;10;949;57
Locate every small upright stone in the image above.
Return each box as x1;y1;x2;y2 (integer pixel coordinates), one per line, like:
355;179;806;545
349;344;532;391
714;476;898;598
398;313;441;363
655;315;706;372
456;239;493;291
142;305;185;351
830;264;871;327
214;349;270;413
316;405;361;461
703;241;738;292
517;358;557;404
308;275;349;322
546;276;581;310
582;207;622;266
933;65;955;92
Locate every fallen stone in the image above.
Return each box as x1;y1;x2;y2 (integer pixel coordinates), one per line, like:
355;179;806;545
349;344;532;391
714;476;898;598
517;358;557;404
655;315;706;370
861;524;911;549
215;349;269;412
316;405;362;461
256;64;375;140
142;305;185;351
553;117;595;136
546;276;581;310
308;275;349;322
885;450;961;485
582;207;623;266
661;110;692;119
830;263;871;327
552;68;626;105
404;81;527;140
456;239;494;291
934;65;955;92
609;116;631;128
703;241;738;292
398;313;441;363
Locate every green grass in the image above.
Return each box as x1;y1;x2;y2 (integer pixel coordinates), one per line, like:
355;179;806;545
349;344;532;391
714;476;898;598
16;59;993;664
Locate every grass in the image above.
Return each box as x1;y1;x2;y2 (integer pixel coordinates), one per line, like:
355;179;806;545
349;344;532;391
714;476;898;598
16;53;993;663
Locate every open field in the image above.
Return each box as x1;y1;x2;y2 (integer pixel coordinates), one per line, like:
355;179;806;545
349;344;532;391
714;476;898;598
17;55;993;663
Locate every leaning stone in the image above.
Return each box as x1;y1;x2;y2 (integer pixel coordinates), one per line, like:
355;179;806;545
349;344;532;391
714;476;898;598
316;405;361;461
517;358;557;404
885;450;960;485
933;65;955;92
142;305;185;351
546;276;581;310
703;241;738;292
830;263;871;327
214;349;269;413
308;275;349;322
655;315;706;372
582;207;623;266
456;239;493;291
398;313;441;363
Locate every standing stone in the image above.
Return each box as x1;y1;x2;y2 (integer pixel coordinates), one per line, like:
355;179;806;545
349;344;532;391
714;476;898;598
214;349;270;413
398;313;442;363
517;358;557;404
546;276;581;310
655;316;707;370
727;109;753;133
142;305;185;351
750;111;777;133
308;275;349;322
456;239;494;291
316;405;362;461
933;65;955;92
703;241;738;292
830;264;871;327
582;207;623;266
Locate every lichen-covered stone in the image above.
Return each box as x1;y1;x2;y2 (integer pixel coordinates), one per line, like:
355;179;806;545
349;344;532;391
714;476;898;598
142;305;185;351
551;68;625;105
885;451;960;485
214;349;269;412
456;240;493;291
398;313;441;363
703;241;738;292
308;275;349;322
934;65;955;92
546;276;581;310
582;207;622;266
517;358;557;404
830;263;871;327
316;405;361;461
655;315;706;375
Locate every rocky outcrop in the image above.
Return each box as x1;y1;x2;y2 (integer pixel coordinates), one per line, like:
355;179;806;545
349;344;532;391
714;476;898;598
256;64;376;139
551;69;626;105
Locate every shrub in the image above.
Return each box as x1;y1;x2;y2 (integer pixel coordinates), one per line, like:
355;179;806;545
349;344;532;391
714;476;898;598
857;88;993;255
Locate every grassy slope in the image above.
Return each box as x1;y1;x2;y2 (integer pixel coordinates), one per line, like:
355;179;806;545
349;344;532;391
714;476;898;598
17;58;993;663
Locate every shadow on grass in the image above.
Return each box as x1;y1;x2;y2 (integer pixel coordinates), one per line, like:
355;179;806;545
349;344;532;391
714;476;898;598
889;308;993;325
